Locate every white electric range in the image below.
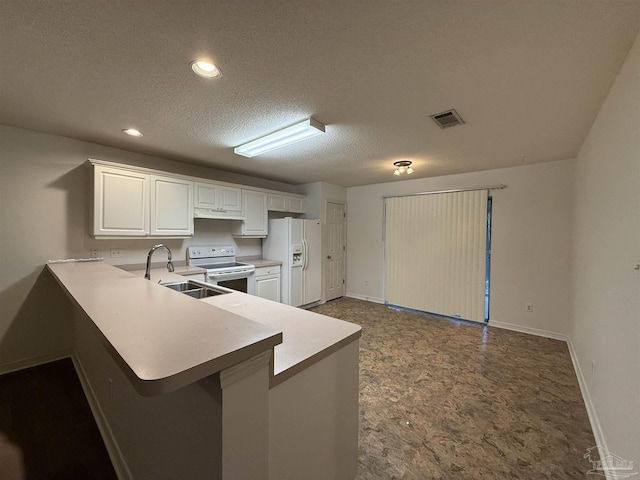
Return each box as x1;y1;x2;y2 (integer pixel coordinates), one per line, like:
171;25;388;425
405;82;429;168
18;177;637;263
187;245;255;293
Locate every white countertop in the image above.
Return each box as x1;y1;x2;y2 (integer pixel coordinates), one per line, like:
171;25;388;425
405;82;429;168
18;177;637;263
47;261;282;396
237;257;282;268
202;291;361;387
47;261;360;394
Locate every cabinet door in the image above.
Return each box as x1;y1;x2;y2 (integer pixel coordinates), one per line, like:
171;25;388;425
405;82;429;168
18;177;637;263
150;176;194;236
94;166;149;236
255;275;281;302
268;194;287;212
195;182;242;216
194;182;218;209
268;193;305;213
234;190;268;237
219;186;242;213
286;196;305;213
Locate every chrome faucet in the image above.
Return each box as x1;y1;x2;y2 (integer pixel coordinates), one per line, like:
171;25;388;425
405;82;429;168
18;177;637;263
144;244;174;280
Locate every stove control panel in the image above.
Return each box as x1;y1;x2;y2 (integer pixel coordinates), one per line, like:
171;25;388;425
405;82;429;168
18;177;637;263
187;245;236;259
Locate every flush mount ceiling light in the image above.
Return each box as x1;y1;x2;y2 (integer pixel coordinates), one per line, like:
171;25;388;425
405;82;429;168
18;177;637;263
234;118;326;158
122;128;143;137
393;160;414;176
190;60;222;79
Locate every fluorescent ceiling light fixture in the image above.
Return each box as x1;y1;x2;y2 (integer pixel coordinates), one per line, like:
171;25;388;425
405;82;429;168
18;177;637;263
234;118;326;158
191;60;222;79
393;160;414;175
122;128;143;137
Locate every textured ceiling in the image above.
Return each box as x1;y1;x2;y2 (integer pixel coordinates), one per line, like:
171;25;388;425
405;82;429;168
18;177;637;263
1;1;639;187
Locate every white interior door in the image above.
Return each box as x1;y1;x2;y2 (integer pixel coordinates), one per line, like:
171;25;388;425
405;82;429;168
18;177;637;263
325;201;346;301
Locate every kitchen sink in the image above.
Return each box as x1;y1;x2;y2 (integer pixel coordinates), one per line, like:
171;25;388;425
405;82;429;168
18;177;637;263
161;280;229;298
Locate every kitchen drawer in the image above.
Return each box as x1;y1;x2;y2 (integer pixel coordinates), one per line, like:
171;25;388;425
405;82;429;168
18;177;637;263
255;265;281;277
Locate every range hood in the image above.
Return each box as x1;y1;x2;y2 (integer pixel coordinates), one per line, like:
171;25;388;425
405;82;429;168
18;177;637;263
194;208;244;220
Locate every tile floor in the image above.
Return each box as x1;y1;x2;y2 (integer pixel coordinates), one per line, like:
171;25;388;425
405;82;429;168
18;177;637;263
311;297;596;480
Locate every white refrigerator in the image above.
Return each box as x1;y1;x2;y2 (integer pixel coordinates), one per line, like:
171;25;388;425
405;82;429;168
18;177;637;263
262;218;322;307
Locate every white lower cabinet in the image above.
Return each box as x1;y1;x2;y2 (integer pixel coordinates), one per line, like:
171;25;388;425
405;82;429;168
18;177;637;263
254;266;281;302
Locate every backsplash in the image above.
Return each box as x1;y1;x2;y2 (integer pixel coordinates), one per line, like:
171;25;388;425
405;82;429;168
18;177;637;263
87;219;262;266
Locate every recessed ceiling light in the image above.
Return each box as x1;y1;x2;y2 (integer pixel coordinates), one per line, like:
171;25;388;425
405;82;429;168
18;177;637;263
191;60;222;79
122;128;143;137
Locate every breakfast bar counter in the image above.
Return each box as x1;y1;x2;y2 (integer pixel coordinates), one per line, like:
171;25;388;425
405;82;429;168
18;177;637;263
47;261;283;396
46;260;361;480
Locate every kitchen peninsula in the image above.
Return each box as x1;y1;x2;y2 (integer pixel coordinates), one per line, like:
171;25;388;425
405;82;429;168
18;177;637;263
47;260;361;480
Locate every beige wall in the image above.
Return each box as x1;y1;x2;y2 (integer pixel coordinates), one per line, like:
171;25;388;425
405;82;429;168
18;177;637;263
0;125;297;369
346;159;575;337
571;31;640;464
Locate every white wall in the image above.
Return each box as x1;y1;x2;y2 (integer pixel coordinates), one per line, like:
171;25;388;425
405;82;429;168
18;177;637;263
297;181;347;221
297;182;323;220
346;159;574;336
571;31;640;464
269;340;359;480
0;125;296;369
74;310;223;479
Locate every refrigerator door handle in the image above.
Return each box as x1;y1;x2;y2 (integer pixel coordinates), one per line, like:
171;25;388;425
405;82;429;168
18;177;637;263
302;238;308;270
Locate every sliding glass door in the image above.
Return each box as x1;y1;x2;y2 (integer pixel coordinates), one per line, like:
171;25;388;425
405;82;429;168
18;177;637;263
384;189;489;323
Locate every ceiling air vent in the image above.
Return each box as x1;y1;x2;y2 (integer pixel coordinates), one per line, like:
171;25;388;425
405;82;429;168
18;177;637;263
429;109;465;129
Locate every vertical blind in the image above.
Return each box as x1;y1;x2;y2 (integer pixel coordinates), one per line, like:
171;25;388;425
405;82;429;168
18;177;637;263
384;189;488;323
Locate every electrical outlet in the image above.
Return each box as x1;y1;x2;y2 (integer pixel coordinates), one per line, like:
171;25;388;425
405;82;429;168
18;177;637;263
90;249;99;258
110;248;122;258
525;303;534;312
365;280;369;286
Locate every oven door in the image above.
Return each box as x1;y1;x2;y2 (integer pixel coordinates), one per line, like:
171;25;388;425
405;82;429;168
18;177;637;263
207;271;251;293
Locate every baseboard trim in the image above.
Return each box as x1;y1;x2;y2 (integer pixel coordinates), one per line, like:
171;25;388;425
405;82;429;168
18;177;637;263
346;292;385;304
0;350;72;376
72;354;132;480
490;322;611;477
488;320;568;341
566;340;612;478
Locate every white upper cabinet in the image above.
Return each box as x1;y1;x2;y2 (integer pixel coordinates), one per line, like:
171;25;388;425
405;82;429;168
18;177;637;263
150;175;194;236
232;190;268;237
91;159;307;237
94;165;150;237
268;193;306;213
286;196;305;213
92;162;193;238
194;182;243;219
